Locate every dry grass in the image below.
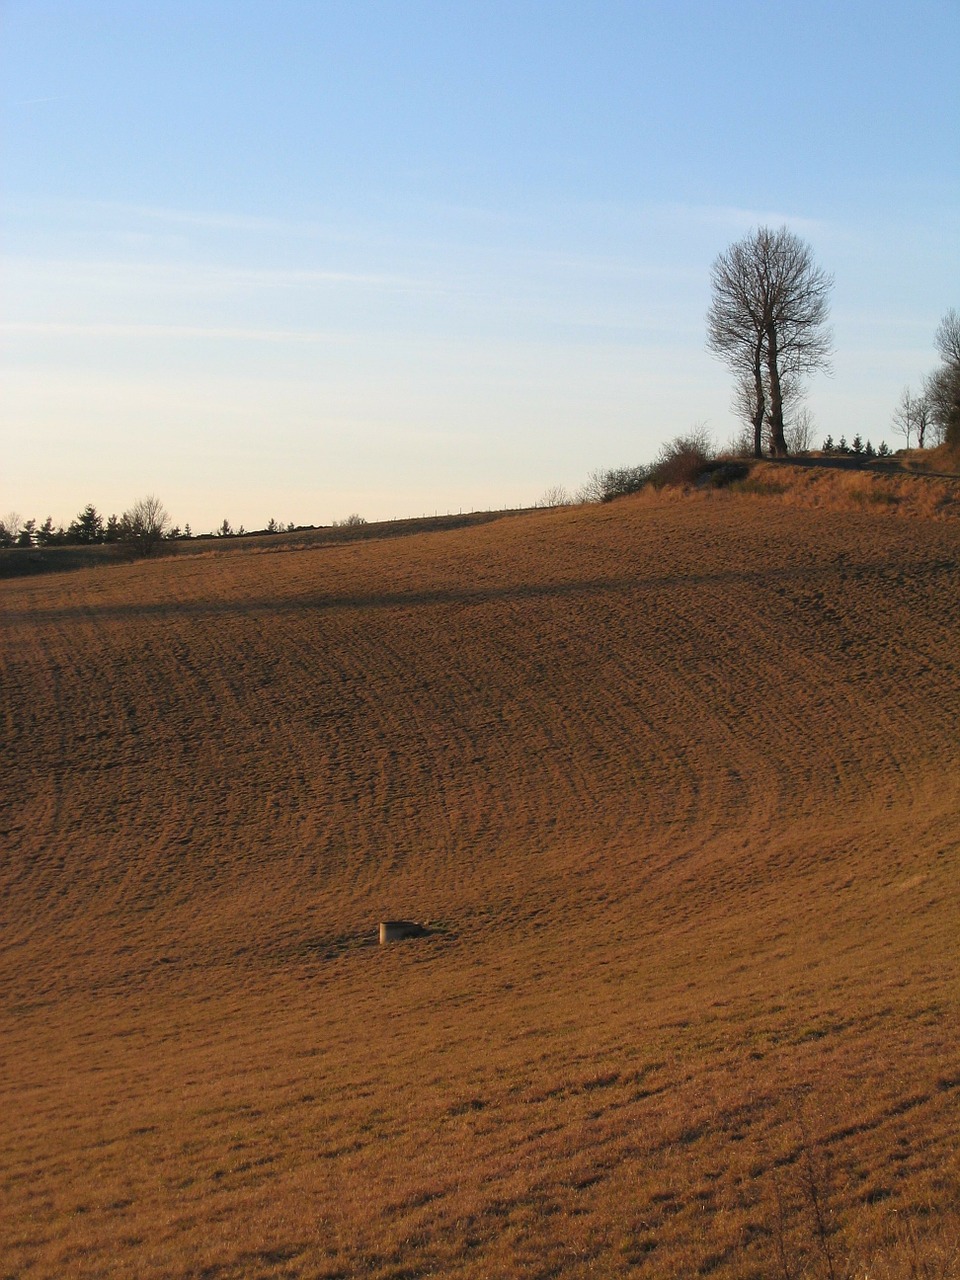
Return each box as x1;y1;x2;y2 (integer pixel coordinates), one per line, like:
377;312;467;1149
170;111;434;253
2;494;959;1278
728;461;960;519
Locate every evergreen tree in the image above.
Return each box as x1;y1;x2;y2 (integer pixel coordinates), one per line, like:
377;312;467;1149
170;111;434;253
68;504;105;544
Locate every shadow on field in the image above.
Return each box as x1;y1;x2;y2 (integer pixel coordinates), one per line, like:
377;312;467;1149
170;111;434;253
6;555;958;626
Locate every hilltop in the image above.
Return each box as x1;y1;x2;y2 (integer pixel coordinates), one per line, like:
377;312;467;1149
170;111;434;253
3;449;959;581
1;485;958;1278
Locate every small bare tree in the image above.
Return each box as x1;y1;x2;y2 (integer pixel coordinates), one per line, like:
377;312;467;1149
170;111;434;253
538;485;571;508
786;405;817;454
915;395;932;449
925;371;954;446
891;388;916;447
122;494;171;557
724;418;755;457
891;387;932;449
575;470;609;503
0;512;24;548
707;226;833;456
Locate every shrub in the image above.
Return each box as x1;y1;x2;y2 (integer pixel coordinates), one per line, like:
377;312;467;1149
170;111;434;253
598;466;650;502
647;427;714;489
575;471;607;503
576;466;649;504
538;485;572;508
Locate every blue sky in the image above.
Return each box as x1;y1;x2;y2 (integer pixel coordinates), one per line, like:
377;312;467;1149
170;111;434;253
2;1;958;531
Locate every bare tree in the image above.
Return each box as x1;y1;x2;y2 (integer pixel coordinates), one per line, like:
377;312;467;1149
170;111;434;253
915;394;932;449
724;418;755;457
707;226;833;456
0;512;23;548
575;470;609;503
538;484;571;508
891;386;932;449
122;494;171;557
926;369;955;446
786;405;817;454
891;387;916;448
927;308;960;448
935;308;960;367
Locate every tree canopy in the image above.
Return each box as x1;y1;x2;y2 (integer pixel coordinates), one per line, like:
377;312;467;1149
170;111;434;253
707;226;833;457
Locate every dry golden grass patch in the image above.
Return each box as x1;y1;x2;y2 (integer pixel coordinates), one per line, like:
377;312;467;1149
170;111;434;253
2;496;959;1277
730;461;960;518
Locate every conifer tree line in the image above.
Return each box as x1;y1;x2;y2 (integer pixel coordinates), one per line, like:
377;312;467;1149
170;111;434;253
0;501;300;551
0;496;174;553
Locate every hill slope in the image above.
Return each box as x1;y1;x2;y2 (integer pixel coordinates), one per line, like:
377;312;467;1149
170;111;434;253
2;493;959;1278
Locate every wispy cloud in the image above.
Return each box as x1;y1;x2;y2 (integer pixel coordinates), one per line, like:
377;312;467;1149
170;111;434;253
662;203;828;236
110;200;333;237
0;254;438;296
0;320;361;344
0;194;336;238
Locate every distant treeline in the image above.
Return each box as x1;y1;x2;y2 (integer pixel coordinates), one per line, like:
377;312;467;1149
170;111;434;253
0;505;307;550
820;436;891;459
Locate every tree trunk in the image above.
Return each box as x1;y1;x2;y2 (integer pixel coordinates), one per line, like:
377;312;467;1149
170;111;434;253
765;321;789;455
752;366;765;458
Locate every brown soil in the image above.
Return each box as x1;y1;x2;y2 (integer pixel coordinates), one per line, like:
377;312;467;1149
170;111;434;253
2;492;958;1278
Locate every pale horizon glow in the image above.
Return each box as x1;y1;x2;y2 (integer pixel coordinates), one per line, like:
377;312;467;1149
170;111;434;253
2;1;958;533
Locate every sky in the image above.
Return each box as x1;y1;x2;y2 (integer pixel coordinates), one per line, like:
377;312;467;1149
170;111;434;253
2;1;958;533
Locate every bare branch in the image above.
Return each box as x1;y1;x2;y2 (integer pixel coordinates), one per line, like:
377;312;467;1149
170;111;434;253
707;226;832;457
122;494;171;557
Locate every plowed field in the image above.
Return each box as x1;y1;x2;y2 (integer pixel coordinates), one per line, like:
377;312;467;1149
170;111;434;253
2;491;959;1278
